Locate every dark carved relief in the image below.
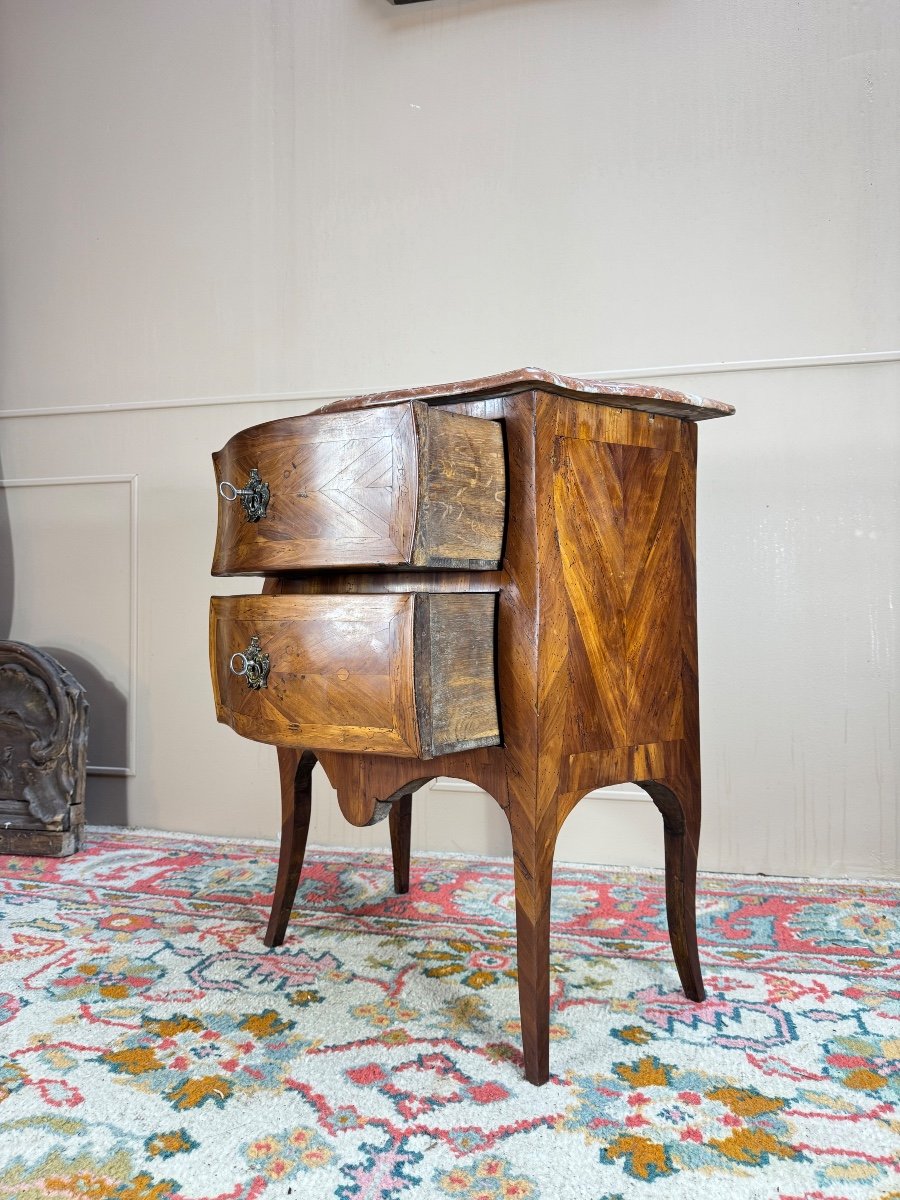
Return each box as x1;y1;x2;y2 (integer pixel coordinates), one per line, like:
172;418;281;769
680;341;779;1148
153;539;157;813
0;641;89;856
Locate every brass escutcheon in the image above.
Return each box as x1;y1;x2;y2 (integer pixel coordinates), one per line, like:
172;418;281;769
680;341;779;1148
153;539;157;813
219;468;270;522
229;635;270;690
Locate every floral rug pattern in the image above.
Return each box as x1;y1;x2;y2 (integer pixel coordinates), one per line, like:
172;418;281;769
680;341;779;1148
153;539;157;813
0;829;897;1199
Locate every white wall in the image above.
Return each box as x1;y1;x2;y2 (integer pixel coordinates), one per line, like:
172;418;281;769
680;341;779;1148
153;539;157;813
1;0;897;878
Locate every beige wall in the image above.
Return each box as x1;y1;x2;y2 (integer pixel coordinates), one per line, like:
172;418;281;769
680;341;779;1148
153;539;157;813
1;0;897;878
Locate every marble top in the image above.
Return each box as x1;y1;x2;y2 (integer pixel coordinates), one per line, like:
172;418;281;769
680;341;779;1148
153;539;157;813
324;366;735;421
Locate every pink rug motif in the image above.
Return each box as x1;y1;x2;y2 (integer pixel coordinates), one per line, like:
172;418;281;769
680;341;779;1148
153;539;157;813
0;829;897;1198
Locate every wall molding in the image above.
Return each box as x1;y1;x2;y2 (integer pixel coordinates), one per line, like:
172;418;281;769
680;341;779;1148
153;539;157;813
0;473;139;778
0;350;897;421
575;349;900;381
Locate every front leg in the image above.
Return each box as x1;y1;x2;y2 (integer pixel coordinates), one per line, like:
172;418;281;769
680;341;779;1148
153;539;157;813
506;800;557;1086
264;749;316;948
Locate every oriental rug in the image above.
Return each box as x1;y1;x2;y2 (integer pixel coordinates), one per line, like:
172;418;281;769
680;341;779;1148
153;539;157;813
0;828;897;1199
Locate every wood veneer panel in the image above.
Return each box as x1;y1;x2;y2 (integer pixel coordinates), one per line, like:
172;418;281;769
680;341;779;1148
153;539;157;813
622;444;685;746
549;413;687;759
211;593;417;754
553;435;626;753
210;592;499;758
212;401;505;575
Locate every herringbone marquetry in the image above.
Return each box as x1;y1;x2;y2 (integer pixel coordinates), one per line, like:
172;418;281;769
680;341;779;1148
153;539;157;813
554;437;626;752
212;401;505;574
210;368;733;1086
211;591;500;759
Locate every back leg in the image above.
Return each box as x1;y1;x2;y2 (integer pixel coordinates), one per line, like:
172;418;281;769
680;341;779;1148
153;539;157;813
389;794;412;894
637;773;705;1001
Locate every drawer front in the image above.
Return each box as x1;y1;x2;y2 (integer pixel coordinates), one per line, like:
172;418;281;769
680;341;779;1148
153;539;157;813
212;401;505;575
210;592;499;759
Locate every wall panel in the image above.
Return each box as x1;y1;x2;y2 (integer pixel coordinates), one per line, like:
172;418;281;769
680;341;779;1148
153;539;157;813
0;475;136;778
0;0;896;877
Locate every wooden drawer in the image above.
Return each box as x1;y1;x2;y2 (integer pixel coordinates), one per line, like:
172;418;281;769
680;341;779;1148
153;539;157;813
210;592;500;759
212;401;505;575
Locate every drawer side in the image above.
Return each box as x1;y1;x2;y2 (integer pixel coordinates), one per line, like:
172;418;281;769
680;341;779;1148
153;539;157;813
412;407;506;570
413;592;501;757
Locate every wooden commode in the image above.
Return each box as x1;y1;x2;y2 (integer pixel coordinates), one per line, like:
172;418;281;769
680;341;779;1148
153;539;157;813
209;367;734;1085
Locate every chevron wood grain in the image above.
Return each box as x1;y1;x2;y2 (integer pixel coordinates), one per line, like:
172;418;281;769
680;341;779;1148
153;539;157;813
212;400;505;575
210;370;733;1085
210;591;500;759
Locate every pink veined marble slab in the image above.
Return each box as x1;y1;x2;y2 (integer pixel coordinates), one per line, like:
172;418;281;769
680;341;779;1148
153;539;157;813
322;366;734;422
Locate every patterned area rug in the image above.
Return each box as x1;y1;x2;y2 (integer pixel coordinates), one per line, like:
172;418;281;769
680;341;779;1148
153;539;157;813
0;829;897;1199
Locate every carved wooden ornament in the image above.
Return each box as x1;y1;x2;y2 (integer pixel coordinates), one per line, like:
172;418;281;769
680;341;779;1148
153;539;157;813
0;641;89;856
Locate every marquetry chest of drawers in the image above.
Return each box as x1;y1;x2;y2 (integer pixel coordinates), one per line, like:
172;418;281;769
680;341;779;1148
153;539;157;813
210;367;734;1085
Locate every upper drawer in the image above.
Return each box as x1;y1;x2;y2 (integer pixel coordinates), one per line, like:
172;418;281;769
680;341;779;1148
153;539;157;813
210;591;500;759
212;401;506;575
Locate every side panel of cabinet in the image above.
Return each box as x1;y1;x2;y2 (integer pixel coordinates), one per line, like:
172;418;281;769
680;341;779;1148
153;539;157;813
546;402;689;779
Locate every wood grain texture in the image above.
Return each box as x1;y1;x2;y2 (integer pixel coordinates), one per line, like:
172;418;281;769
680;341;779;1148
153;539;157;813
264;749;315;948
413;592;500;756
213;404;416;575
411;404;506;569
210;592;500;759
389;794;413;895
212;400;505;575
211;374;732;1085
0;827;80;857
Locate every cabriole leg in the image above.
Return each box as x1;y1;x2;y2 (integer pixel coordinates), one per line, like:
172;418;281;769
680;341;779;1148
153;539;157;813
389;793;412;894
638;773;705;1002
264;749;316;948
507;807;556;1085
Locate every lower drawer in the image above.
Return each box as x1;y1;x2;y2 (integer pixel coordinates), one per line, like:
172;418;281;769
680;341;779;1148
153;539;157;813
210;592;499;759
